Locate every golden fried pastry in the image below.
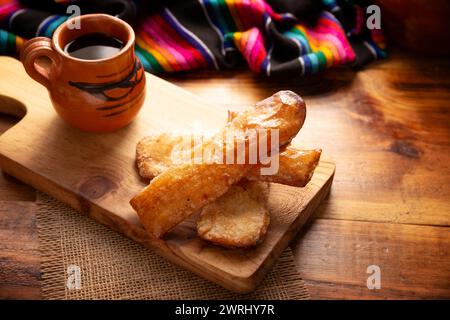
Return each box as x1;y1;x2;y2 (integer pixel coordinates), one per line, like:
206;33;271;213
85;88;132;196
136;134;321;187
136;134;185;179
130;91;306;238
247;147;321;187
197;181;270;248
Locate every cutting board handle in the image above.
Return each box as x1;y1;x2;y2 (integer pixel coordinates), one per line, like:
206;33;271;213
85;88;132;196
0;57;50;119
0;94;26;119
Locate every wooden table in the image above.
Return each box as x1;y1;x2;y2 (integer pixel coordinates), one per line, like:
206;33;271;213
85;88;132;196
0;50;449;299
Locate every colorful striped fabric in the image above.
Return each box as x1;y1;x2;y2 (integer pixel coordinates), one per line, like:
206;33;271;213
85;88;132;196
0;0;386;76
0;29;23;56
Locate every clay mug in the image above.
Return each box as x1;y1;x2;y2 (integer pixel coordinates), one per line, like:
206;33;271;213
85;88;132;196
20;14;146;132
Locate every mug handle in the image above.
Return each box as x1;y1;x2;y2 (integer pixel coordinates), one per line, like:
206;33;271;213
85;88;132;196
20;37;60;89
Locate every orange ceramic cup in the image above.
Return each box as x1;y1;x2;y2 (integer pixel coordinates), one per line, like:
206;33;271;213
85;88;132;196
20;14;146;132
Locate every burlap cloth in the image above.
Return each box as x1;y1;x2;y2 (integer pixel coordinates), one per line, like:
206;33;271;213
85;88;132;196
36;192;310;300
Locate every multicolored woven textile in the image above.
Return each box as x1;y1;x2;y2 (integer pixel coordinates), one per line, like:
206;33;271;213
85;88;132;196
0;0;386;76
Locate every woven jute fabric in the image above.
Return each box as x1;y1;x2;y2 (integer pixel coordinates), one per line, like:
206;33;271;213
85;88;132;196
36;192;310;300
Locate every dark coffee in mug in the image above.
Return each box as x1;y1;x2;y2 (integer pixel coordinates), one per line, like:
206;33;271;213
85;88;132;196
64;32;124;60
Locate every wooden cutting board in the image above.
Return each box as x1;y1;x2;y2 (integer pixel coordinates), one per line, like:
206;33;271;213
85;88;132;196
0;56;335;293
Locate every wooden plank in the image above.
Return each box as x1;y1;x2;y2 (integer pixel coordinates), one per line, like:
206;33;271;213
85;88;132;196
0;56;334;292
0;172;36;202
167;55;450;227
292;219;450;299
0;115;36;201
0;202;41;299
1;51;449;299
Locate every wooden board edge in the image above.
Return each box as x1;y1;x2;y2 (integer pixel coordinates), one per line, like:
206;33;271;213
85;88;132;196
0;152;335;293
235;163;335;293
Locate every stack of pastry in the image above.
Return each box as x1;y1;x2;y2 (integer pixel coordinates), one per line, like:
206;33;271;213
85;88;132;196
130;91;321;248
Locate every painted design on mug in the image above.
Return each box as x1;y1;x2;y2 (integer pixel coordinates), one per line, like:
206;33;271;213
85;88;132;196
68;59;145;117
68;59;144;102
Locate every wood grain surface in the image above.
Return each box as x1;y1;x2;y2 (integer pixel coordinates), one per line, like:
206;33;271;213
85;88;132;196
0;50;449;299
0;202;40;299
0;56;334;293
